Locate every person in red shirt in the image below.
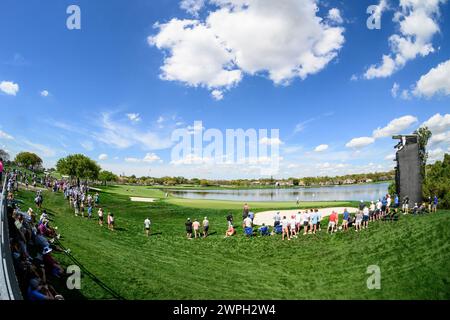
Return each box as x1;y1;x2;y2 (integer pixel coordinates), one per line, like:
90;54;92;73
328;211;337;234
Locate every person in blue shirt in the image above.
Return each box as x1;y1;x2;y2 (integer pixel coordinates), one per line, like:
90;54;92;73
342;209;350;231
248;211;255;221
311;211;319;234
432;195;438;213
381;196;388;217
259;223;269;236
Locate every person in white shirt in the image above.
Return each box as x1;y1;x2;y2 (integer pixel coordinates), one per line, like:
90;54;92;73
376;200;382;220
281;216;290;240
363;206;370;229
202;217;209;238
302;211;310;235
369;201;376;222
290;215;297;238
295;212;302;233
243;216;253;237
273;212;281;227
144;218;151;237
386;195;392;214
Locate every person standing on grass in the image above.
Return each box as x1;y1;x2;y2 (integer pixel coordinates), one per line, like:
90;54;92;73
328;211;337;234
74;198;79;216
376;199;382;220
394;194;399;213
369;201;376;222
386;194;392;214
242;203;249;220
273;212;281;227
94;193;99;207
433;195;438;212
316;209;322;232
202;217;209;238
402;195;409;214
98;207;104;226
87;205;93;219
80;201;85;218
290;215;297;237
185;218;193;239
295;211;301;233
281;216;290;240
144;217;151;237
355;210;363;232
192;219;201;238
107;213;115;231
363;205;370;229
310;210;319;234
381;196;388;217
342;209;349;231
302;210;309;235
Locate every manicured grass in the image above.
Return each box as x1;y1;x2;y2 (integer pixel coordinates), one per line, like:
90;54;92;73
166;197;353;210
15;187;450;300
96;185;166;198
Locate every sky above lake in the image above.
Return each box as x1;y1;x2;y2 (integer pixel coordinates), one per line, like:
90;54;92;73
1;0;449;179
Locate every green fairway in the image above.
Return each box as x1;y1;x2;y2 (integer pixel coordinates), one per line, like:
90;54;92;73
16;187;450;300
97;185;166;198
97;184;354;209
165;197;353;210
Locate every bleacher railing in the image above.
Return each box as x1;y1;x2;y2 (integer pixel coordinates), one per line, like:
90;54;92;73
0;175;23;300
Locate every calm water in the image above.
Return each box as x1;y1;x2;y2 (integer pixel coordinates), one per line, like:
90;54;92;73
170;183;389;202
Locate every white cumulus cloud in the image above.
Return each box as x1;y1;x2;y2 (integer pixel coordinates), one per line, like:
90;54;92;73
143;152;161;163
0;81;19;96
211;89;224;101
314;144;329;152
180;0;205;16
345;137;375;149
98;154;108;161
364;0;446;79
413;59;450;98
149;0;345;98
126;113;141;123
422;113;450;134
372;115;418;138
0;129;14;140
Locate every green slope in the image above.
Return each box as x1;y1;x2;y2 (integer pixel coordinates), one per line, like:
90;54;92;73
16;188;450;300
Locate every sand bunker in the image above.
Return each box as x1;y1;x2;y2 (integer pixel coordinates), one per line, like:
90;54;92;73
130;197;157;203
253;207;359;226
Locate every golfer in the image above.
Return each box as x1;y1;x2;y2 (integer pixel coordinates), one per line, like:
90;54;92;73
144;217;151;237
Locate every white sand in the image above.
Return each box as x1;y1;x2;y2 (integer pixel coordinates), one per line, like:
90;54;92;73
130;197;157;203
88;187;102;192
253;207;359;226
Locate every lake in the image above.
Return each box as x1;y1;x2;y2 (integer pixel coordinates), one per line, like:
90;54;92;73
169;183;390;202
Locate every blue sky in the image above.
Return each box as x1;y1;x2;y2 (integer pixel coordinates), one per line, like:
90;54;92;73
0;0;449;179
